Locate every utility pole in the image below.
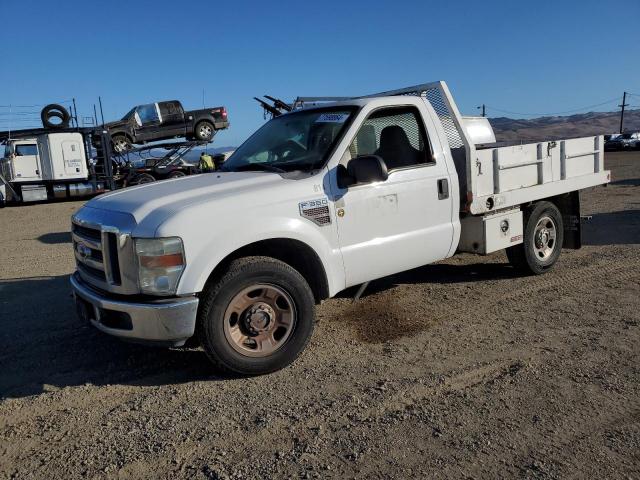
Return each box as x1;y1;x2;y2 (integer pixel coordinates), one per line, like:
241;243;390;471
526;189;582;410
477;104;486;117
619;92;628;134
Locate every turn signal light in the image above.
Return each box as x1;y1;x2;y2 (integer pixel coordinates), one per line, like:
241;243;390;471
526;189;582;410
139;252;184;269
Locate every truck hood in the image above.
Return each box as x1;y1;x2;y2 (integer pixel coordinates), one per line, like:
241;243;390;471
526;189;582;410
87;172;287;229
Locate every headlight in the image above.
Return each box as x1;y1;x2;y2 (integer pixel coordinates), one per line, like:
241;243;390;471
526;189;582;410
134;237;185;295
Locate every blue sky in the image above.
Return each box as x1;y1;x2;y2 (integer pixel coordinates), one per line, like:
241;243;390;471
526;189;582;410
1;0;638;146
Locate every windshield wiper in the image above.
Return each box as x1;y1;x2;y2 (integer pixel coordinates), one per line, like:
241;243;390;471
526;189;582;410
224;163;286;174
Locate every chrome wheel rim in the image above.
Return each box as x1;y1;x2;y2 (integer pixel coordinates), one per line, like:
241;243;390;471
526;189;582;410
533;215;557;261
223;284;296;357
199;124;212;139
113;138;129;152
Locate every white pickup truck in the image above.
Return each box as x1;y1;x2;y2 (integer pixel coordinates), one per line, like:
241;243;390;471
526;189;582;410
70;82;610;375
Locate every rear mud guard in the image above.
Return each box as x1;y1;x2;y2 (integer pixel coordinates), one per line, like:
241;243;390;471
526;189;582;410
554;190;582;249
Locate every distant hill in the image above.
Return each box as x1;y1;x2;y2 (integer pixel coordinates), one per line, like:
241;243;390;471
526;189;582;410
489;109;640;143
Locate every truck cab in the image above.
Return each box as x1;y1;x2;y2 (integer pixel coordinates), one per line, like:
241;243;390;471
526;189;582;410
1;133;92;204
70;81;610;375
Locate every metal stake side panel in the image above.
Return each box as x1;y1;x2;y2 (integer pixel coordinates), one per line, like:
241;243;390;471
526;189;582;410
470;136;608;214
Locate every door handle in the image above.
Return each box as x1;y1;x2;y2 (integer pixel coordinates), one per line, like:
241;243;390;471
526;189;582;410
437;178;449;200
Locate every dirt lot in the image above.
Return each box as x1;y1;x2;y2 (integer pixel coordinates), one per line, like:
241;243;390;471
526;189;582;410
0;152;638;479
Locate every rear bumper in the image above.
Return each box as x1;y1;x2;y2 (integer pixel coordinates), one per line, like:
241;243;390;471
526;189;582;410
70;272;198;346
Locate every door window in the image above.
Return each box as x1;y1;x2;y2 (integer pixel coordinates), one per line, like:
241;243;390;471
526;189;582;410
15;144;38;156
136;104;160;125
349;107;433;171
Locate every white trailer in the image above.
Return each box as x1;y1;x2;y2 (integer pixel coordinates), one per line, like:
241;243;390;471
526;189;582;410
70;81;610;375
0;132;100;205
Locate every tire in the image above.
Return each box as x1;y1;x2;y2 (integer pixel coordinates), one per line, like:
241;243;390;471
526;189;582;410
506;201;564;275
194;121;215;141
132;173;156;185
168;170;187;179
197;256;315;375
41;104;70;129
112;135;132;153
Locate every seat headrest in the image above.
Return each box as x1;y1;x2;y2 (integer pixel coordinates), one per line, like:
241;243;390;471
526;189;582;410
379;125;411;150
355;124;376;155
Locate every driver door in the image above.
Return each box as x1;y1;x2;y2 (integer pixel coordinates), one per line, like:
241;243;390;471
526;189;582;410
134;103;162;142
12;143;42;180
333;106;454;287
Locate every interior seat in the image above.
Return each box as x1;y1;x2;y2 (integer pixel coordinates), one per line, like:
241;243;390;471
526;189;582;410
374;125;423;170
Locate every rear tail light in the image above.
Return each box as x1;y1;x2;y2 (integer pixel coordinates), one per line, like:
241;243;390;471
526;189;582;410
210;107;228;120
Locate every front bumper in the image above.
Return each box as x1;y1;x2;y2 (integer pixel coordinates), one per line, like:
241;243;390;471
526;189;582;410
70;272;198;346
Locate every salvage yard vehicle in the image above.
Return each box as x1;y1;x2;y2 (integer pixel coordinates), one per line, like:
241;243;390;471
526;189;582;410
0;132;101;206
70;81;610;375
111;142;204;186
604;132;639;151
101;101;229;152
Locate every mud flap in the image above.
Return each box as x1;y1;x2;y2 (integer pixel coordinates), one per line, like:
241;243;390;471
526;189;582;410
554;191;581;249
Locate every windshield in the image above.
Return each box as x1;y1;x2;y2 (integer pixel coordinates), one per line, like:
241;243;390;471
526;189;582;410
222;108;355;173
121;107;137;121
620;134;632;139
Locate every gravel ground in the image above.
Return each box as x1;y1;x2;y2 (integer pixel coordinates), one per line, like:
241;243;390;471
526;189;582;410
0;152;638;479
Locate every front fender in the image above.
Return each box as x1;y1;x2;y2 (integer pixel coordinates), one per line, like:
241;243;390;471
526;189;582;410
174;215;345;297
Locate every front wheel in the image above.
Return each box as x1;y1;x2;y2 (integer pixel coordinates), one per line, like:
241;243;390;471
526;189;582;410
111;135;132;153
194;121;214;141
132;173;156;185
197;257;315;375
506;201;564;275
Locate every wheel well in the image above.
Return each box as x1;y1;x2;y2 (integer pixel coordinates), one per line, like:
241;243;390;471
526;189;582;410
523;192;581;249
206;239;330;303
111;132;133;142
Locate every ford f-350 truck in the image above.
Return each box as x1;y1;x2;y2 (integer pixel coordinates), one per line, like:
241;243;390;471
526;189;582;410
70;81;610;375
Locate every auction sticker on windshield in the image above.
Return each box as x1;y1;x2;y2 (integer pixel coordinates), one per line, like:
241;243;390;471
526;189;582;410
315;113;349;123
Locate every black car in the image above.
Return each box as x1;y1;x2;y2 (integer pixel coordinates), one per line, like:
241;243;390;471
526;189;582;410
604;133;639;151
112;142;205;186
102;101;229;152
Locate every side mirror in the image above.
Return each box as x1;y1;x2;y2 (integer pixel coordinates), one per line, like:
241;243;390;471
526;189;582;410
338;155;388;188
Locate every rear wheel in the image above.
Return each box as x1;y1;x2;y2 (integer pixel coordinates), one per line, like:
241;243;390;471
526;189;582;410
194;121;214;141
197;257;315;375
506;201;564;275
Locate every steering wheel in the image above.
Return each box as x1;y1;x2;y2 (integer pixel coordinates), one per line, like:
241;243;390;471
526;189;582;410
270;140;306;162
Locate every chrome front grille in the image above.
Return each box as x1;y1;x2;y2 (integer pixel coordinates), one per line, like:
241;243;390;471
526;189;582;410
71;210;139;295
72;223;113;283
